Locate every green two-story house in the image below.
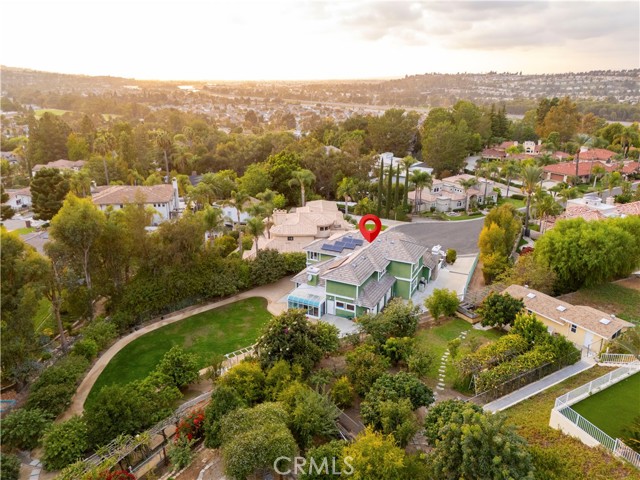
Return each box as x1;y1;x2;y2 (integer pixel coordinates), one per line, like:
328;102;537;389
288;231;440;319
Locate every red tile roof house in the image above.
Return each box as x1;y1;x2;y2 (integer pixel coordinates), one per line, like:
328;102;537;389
575;148;617;162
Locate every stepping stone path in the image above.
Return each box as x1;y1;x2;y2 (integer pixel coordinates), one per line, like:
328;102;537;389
29;459;42;480
437;329;470;392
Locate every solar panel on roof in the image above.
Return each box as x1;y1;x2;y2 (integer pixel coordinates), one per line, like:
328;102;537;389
352;239;364;246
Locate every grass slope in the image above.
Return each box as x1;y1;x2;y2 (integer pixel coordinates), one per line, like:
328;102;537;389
572;372;640;440
86;297;271;406
559;282;640;325
504;366;640;480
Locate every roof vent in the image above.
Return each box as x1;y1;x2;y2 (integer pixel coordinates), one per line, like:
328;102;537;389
599;318;611;325
526;293;536;299
556;306;567;312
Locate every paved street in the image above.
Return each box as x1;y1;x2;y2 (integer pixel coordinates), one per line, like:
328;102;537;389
392;217;484;255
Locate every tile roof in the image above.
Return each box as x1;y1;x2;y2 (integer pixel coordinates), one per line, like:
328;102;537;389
614;201;640;216
503;284;633;339
33;159;86;171
91;184;174;205
577;149;617;161
357;274;396;309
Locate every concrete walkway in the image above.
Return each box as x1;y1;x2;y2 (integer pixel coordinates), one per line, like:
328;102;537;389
61;277;293;420
483;358;596;413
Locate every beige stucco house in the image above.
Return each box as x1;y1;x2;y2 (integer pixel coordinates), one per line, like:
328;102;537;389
408;174;497;213
503;285;633;355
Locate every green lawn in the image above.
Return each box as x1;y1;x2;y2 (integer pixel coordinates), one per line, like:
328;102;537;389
571;372;640;440
33;298;52;334
504;366;640;480
86;297;272;406
445;212;485;221
499;197;525;208
34;108;70;118
414;318;502;386
559;283;640;325
14;227;35;235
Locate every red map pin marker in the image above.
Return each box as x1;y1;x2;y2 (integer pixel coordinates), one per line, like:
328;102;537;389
359;214;382;243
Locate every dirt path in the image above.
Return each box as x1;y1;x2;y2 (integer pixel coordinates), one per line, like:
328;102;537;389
61;277;293;420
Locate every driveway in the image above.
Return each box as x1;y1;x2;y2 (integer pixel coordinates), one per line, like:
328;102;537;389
392;217;484;255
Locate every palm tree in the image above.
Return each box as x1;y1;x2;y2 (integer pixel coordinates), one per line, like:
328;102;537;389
536;153;555;167
603;171;622;199
410;171;433;213
288;169;316;207
590;163;606;188
459;177;479;214
152;129;173;183
201;206;223;242
400;155;416;211
479;162;499;204
246;216;266;255
336;177;357;216
557;186;579;206
256;189;277;239
93;131;116;185
228;190;249;255
520;165;544;234
501;161;520;199
532;191;562;233
69;170;92;197
614;125;640;158
572;133;593;179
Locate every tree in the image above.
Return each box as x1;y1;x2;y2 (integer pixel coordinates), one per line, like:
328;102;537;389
203;385;247;448
501;161;520;199
534;216;640;292
93;131;117;185
26;112;71;168
343;428;408;480
41;416;89;471
1;185;15;220
424;289;460;321
359;298;420;345
42;241;70;351
289;168;316;207
368;109;419;155
496;253;556;295
603;170;622;199
220;403;297;480
218;361;266;405
238;162;272;196
301;440;350;480
532;193;562;233
225;189;247;253
156;345;199;388
345;345;390;396
591;163;606;187
459;177;478;214
151;129;173;182
520;165;543;234
30;168;71;220
336;176;357;216
423;399;482;444
571;133;593;178
511;312;549;347
385;164;394;218
0;453;20;480
378;398;419;447
246;216;265;254
279;384;339;449
428;408;535;480
410;170;433;212
331;376;355;409
483;203;521;252
421;121;470;177
255;309;338;373
49;195;105;308
478;292;525;329
537;97;579;142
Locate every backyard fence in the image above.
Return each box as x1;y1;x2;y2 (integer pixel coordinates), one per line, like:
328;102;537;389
598;353;640;365
469;350;582;405
551;366;640;469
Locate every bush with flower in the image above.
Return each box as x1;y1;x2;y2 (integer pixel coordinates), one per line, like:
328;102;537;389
175;409;205;443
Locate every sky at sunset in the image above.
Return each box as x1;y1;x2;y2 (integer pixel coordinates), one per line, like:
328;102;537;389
3;0;639;81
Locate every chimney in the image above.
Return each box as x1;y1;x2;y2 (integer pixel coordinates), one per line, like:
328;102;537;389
605;196;615;205
580;146;589;153
90;180;97;194
172;177;179;206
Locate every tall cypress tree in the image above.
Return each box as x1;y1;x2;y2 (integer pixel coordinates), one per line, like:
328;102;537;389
377;159;384;216
394;166;400;219
385;164;393;219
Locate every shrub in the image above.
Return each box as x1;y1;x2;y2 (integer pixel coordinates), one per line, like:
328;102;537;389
250;249;287;286
423;399;482;444
511;193;525;200
167;436;195;471
1;407;52;450
446;248;457;264
382;336;414;365
407;349;435;379
282;251;306;273
218;361;266;405
300;440;349;480
378;398;419;447
330;376;355;409
203;385;246;448
82;318;117;350
478;292;525;329
359;299;420;345
42;416;89;471
72;338;99;360
0;453;20;480
175;409;205;443
424;289;460;321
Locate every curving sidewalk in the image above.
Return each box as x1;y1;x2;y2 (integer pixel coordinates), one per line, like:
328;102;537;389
60;277;292;420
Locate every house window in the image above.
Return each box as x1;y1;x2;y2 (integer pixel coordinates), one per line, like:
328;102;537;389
319;226;329;231
346;304;355;312
287;236;294;241
309;252;319;260
570;324;577;333
336;301;345;309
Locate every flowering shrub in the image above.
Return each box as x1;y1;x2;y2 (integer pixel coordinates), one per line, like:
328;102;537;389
175;409;205;442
